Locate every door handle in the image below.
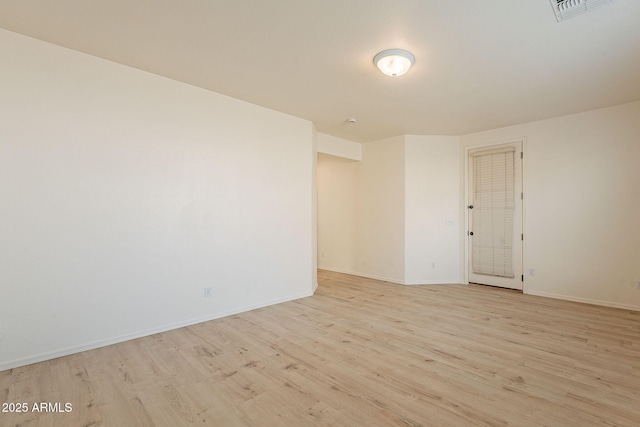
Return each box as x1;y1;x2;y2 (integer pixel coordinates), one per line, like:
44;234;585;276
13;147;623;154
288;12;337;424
468;205;474;209
469;231;474;236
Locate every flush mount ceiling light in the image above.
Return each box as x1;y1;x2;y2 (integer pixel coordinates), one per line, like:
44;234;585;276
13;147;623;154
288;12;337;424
373;49;415;77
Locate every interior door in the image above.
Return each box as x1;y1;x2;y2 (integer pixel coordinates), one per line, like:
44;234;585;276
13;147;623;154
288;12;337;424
467;141;523;290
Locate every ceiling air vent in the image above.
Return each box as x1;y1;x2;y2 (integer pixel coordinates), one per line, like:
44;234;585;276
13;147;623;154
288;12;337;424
550;0;615;21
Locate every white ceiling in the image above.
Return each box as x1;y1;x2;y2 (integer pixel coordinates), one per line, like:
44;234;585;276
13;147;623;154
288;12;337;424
1;0;639;142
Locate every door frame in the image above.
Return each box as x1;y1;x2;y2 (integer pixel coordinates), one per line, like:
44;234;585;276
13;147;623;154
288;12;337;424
463;137;526;291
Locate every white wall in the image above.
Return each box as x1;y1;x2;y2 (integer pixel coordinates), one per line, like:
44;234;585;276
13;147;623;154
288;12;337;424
405;136;462;284
317;133;362;160
357;137;406;283
316;134;362;277
311;127;319;292
462;101;640;310
0;29;316;370
317;154;360;274
318;135;462;286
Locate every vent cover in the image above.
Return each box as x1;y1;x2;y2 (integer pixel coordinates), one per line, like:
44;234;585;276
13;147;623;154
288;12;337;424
550;0;615;21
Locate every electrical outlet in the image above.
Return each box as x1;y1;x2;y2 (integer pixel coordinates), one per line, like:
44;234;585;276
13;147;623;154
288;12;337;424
204;287;212;298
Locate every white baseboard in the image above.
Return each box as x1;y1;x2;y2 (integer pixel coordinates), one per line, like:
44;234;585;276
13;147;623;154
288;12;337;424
525;290;640;312
318;267;403;284
317;267;461;286
317;266;361;277
0;289;314;372
404;280;463;285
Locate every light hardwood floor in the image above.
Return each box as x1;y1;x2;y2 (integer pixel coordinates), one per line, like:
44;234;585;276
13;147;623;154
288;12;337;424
2;270;640;426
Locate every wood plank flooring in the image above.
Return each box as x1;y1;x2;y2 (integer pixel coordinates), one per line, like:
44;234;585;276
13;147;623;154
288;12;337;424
2;270;640;426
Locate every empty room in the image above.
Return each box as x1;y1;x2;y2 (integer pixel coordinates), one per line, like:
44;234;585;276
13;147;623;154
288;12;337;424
1;1;639;426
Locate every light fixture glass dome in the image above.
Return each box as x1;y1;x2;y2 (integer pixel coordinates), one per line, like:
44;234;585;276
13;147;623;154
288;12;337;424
373;49;415;77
